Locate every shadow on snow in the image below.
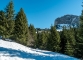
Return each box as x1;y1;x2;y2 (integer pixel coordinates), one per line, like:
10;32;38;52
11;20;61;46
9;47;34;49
0;47;78;60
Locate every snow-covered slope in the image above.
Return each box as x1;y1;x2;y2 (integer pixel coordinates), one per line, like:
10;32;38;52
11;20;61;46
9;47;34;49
0;39;78;60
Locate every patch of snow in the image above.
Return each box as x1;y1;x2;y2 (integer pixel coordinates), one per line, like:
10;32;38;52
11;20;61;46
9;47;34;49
0;39;78;60
0;39;51;56
0;55;35;60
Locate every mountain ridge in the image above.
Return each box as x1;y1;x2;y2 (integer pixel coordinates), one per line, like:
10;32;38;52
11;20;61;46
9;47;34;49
54;14;80;30
55;14;79;24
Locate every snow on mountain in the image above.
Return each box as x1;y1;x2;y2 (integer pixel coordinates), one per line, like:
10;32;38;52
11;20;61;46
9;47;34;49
0;39;78;60
54;15;79;31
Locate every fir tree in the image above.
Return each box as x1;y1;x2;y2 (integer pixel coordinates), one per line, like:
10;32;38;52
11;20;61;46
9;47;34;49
4;0;15;38
29;24;36;40
36;30;49;49
14;8;28;45
47;25;61;52
0;10;8;38
36;32;42;48
40;31;48;49
60;27;76;56
76;10;83;58
64;28;76;56
28;24;36;47
74;28;80;58
60;27;68;53
5;0;15;20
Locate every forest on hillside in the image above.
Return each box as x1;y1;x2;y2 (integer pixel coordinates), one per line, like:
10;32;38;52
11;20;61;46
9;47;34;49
0;1;83;59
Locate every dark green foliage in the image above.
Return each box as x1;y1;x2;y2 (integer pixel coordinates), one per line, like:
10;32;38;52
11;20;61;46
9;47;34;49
47;26;61;52
0;1;83;58
0;10;8;38
42;31;49;49
36;31;49;49
0;1;15;39
76;10;83;58
64;41;74;56
36;32;42;48
14;8;28;45
5;1;15;20
39;31;49;49
60;27;76;56
4;0;15;38
60;27;68;53
64;28;76;56
28;24;37;47
73;28;79;57
29;24;36;40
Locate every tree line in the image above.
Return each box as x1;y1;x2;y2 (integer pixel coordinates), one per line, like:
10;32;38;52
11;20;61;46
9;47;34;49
0;1;83;58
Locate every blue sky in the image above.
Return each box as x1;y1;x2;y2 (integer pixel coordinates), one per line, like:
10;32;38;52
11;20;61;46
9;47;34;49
0;0;82;28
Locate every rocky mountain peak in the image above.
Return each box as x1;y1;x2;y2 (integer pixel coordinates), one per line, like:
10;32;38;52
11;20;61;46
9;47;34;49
54;15;80;30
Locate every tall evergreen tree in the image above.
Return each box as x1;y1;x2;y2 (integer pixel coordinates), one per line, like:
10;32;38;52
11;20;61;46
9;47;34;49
60;27;76;56
14;8;28;45
64;28;76;56
76;10;83;58
29;24;36;40
47;25;61;52
36;32;42;48
73;28;80;58
4;0;15;38
28;24;36;47
0;10;8;38
60;27;68;53
5;0;15;20
36;30;49;49
39;31;48;49
42;31;49;49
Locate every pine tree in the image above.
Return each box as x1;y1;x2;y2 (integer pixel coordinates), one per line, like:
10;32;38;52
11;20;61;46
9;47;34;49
5;0;15;20
0;10;8;38
47;25;61;52
36;32;42;48
28;24;36;47
64;28;76;56
14;8;28;45
60;27;76;56
64;41;73;55
40;31;48;49
76;10;83;58
35;30;49;49
60;27;68;53
73;28;80;58
29;24;36;40
4;0;15;38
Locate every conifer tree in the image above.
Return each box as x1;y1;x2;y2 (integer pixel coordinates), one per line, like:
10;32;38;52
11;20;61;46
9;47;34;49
36;30;49;49
29;24;36;40
14;8;28;45
0;10;8;38
40;31;48;49
28;24;36;47
64;28;76;56
36;32;42;48
4;0;15;38
76;10;83;58
60;27;76;56
60;27;68;53
73;28;80;58
47;25;61;52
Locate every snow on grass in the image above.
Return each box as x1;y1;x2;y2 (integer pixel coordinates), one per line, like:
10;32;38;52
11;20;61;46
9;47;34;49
0;55;35;60
0;39;78;60
0;39;52;56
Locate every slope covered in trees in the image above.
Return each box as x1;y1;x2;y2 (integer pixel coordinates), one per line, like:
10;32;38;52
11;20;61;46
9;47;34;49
0;1;83;59
14;8;28;45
